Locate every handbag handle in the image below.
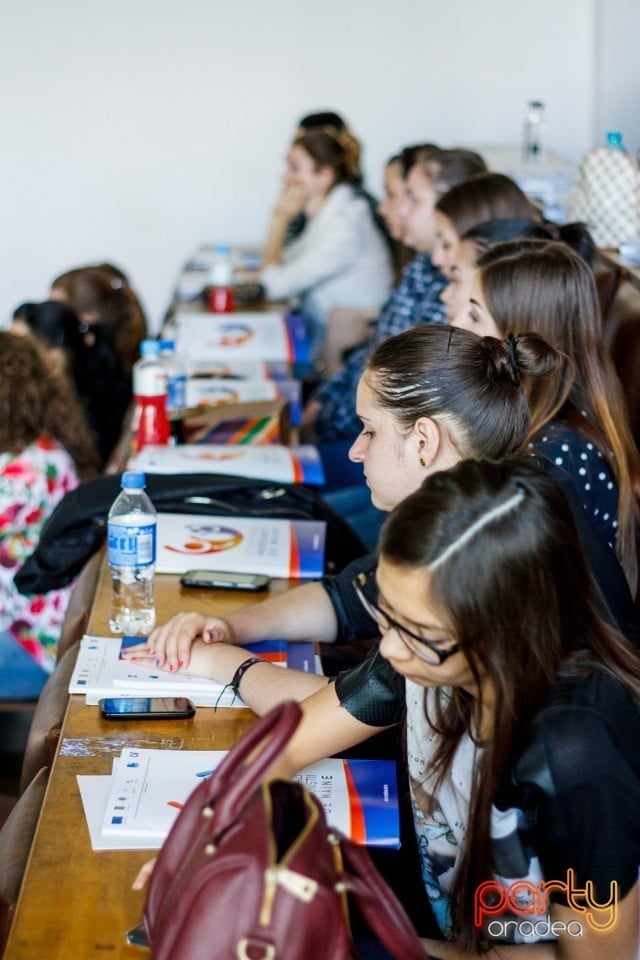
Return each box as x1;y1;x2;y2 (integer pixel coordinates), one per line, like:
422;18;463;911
206;700;302;826
338;834;425;960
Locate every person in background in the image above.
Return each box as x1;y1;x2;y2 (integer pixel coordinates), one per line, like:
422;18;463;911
49;265;147;465
431;172;538;280
260;129;394;364
440;218;596;325
303;147;487;459
454;239;640;594
323;143;437;371
0;332;98;699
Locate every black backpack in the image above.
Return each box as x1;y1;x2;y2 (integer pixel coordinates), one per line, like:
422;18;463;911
15;473;366;595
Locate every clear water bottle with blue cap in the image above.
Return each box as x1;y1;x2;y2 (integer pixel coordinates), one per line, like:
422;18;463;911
606;131;626;151
107;471;157;634
159;340;187;412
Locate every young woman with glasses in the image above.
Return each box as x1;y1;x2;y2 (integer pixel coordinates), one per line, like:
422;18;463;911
134;458;640;958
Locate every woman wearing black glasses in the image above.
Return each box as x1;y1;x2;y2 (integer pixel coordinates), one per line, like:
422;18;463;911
135;458;640;958
323;459;640;958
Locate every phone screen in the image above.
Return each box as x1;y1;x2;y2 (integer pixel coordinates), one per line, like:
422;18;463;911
99;697;195;720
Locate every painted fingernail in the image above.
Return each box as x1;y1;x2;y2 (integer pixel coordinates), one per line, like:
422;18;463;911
179;659;185;667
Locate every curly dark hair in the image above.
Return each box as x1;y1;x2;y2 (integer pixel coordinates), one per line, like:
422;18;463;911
0;332;99;479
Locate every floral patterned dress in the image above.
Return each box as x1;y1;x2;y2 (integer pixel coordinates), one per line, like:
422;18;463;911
0;436;80;673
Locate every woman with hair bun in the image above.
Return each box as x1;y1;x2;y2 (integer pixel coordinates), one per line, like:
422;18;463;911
454;239;640;594
260;129;394;361
49;264;147;465
127;324;637;684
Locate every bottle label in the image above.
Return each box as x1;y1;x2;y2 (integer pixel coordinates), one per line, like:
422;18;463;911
107;520;157;567
167;374;187;410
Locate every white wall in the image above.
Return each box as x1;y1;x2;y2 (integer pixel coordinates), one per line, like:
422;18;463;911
0;0;596;331
595;0;640;154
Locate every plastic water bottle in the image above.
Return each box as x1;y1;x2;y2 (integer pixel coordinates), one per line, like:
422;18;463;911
522;100;545;163
133;340;170;451
606;131;626;151
158;340;187;412
108;471;157;634
207;244;235;313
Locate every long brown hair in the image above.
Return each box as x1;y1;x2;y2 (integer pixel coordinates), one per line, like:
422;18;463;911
293;129;362;188
0;332;98;478
51;265;147;374
436;172;537;236
379;458;640;950
478;239;640;591
366;325;571;460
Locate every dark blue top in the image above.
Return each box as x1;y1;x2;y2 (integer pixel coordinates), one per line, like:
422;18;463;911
311;253;446;442
531;420;619;549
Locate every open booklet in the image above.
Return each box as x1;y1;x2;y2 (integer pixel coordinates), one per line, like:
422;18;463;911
78;749;399;850
69;634;321;707
130;443;324;485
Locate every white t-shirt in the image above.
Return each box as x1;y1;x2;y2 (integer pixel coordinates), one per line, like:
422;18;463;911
261;183;393;358
406;680;548;944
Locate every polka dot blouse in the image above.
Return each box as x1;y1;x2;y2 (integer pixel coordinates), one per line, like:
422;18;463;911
531;420;618;549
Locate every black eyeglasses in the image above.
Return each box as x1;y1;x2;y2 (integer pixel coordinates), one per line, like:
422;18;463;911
352;569;461;666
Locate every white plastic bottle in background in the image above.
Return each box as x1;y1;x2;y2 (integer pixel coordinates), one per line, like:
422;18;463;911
158;340;187;412
207;244;235;313
522;100;545;163
107;471;157;635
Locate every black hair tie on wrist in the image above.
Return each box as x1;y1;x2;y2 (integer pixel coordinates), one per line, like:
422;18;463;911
506;334;520;378
215;657;266;710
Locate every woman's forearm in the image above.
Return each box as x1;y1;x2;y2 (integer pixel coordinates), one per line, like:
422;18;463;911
262;211;290;267
226;581;339;645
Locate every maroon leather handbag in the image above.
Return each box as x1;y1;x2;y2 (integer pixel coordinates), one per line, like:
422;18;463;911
142;701;424;960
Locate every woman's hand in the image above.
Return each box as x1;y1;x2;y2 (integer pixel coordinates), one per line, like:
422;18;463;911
132;858;156;891
121;613;236;672
273;183;306;222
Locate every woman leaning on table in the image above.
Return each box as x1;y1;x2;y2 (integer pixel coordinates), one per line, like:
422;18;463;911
124;323;638;686
135;458;640;959
260;128;394;363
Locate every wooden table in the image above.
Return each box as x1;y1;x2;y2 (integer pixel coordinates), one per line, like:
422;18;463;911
3;564;298;959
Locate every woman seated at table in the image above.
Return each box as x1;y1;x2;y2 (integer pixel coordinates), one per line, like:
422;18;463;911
439;218;595;327
48;264;147;465
127;323;638;684
0;332;98;699
303;168;539;450
432;177;595;286
323;143;438;371
260;129;394;363
452;239;640;595
136;458;640;959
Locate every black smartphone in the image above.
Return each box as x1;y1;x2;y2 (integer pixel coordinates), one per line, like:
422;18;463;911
99;697;196;720
179;570;271;591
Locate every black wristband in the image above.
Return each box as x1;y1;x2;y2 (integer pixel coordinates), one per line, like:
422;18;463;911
229;657;265;698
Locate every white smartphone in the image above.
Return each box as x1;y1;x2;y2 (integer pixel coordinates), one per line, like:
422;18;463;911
179;570;271;592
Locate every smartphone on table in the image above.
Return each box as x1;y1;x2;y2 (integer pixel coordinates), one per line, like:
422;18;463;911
179;570;271;591
99;696;196;720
